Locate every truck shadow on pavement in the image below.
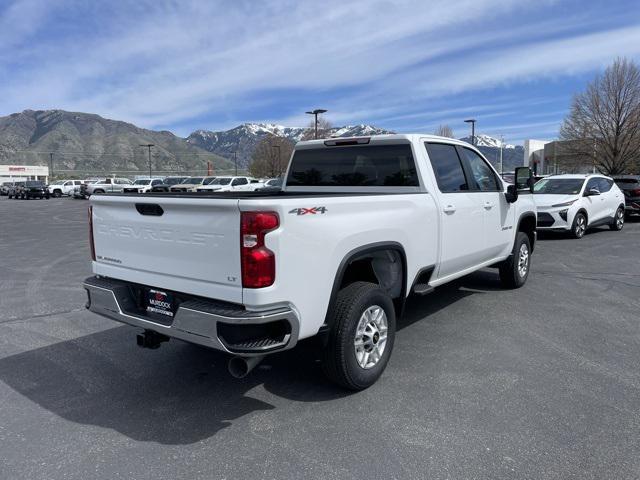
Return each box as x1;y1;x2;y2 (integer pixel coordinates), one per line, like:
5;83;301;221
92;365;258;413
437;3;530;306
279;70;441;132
0;271;493;445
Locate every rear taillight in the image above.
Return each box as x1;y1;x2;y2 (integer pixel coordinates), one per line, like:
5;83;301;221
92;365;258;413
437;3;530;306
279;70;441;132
88;206;96;261
240;211;279;288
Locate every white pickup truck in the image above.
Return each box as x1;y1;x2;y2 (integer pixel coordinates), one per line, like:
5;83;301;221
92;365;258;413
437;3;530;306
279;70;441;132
84;135;537;390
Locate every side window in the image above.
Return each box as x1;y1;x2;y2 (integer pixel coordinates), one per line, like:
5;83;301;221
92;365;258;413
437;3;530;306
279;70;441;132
459;148;501;191
585;178;599;192
425;143;468;193
597;178;612;193
233;178;248;186
151;179;162;186
64;181;73;186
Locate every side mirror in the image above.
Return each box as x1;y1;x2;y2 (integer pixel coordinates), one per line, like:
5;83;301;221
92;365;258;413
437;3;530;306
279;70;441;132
515;167;534;193
585;188;600;196
505;184;518;203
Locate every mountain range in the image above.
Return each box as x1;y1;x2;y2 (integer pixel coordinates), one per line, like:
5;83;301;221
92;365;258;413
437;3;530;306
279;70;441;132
0;109;524;175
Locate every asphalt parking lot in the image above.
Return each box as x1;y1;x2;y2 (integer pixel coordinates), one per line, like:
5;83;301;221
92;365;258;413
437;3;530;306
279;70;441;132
1;196;639;480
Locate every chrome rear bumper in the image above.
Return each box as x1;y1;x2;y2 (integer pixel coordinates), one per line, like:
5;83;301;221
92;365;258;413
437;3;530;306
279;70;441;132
83;276;299;356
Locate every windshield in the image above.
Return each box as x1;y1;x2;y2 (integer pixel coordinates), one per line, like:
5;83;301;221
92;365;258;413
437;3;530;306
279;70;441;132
267;178;283;186
164;177;185;185
26;181;44;187
210;178;232;185
133;179;152;185
203;177;217;185
184;177;204;184
533;178;584;195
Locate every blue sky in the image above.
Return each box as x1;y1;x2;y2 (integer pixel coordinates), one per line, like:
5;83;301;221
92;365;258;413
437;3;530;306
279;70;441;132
1;0;639;144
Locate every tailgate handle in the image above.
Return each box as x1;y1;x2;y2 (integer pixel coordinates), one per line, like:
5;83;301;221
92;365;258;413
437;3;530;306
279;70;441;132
135;203;164;216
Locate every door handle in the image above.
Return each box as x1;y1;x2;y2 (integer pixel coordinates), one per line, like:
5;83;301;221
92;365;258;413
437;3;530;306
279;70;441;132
483;202;494;210
443;205;456;214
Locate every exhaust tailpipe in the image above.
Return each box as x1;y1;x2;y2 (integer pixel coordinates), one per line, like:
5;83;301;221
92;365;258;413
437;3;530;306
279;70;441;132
228;355;265;379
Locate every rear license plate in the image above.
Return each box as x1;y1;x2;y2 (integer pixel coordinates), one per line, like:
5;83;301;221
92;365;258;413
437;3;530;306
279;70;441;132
146;289;176;318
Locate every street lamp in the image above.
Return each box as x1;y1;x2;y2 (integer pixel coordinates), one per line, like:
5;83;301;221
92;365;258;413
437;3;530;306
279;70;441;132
233;152;238;176
464;119;476;146
139;144;154;178
305;109;328;139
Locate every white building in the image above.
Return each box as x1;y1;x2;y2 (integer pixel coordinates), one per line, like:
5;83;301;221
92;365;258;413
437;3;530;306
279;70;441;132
0;165;49;182
523;140;550;174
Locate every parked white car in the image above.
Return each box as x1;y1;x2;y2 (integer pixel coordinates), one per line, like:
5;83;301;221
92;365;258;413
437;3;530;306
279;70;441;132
169;176;217;192
48;179;85;197
196;176;262;192
533;174;625;238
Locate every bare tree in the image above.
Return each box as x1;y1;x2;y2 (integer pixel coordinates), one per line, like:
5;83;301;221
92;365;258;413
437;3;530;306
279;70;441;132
248;135;294;178
301;117;333;141
434;124;455;138
559;57;640;175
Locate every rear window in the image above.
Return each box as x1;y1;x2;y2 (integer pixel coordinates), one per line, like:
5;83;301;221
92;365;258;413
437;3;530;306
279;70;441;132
286;144;418;187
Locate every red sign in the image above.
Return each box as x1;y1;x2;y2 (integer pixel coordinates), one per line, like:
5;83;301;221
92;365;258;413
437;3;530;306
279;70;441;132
8;167;26;172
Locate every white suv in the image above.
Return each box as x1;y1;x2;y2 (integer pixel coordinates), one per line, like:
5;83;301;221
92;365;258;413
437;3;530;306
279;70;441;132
533;174;625;238
85;178;133;195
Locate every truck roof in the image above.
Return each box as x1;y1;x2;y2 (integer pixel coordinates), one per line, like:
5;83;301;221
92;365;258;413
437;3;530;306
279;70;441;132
295;134;475;149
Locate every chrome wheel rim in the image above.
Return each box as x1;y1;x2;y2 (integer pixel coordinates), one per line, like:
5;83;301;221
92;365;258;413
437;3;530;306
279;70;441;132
575;215;586;237
517;243;529;278
616;209;624;229
354;305;388;369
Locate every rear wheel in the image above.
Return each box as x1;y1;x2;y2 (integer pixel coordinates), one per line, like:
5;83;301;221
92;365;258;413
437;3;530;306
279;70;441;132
53;189;62;197
322;282;396;390
609;207;624;231
499;232;531;289
571;212;587;239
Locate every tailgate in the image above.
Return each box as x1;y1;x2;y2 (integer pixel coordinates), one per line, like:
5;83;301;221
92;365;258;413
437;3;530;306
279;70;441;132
90;195;242;303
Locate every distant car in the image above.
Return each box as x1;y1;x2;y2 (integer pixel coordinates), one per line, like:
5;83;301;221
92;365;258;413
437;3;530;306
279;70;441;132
533;174;625;238
196;176;261;192
123;178;165;193
85;178;133;195
150;176;191;192
255;177;283;192
613;175;640;218
17;180;50;199
170;176;216;192
7;181;25;199
1;181;14;195
48;179;84;197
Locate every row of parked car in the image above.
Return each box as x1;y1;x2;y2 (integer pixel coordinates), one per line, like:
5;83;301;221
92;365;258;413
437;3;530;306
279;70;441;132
0;175;283;200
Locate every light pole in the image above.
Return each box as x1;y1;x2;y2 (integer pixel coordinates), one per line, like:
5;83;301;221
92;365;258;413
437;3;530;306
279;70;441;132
233;152;238;176
305;109;328;139
499;134;504;174
49;152;54;179
140;144;154;178
464;119;476;146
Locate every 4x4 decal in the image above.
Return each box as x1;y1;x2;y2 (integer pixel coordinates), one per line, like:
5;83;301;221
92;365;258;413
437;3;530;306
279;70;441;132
288;207;327;215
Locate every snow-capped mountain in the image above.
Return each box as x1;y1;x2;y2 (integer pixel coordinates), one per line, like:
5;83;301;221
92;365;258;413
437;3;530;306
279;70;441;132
186;123;393;168
459;134;515;149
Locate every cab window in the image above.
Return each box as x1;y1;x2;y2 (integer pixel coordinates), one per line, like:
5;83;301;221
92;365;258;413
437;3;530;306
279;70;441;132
459;148;501;192
425;143;469;193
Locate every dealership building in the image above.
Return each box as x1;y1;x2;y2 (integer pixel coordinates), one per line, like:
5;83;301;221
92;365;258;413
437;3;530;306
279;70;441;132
0;165;49;182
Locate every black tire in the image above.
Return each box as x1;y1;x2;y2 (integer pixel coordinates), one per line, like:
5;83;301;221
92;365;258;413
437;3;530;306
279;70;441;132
322;281;396;390
499;232;531;289
53;190;62;197
609;207;624;231
570;212;587;239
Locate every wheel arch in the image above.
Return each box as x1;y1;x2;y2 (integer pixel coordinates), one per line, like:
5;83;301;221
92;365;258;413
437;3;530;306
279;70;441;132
517;212;537;252
323;242;408;332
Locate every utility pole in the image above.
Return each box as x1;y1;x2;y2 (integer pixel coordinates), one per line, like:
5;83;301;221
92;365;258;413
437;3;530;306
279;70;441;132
499;134;504;174
49;152;54;179
233;152;238;176
139;144;154;178
464;119;476;145
305;109;328;139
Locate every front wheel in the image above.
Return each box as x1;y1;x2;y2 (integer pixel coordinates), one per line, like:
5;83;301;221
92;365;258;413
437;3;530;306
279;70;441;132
571;212;587;238
322;282;396;390
499;232;531;289
609;207;624;231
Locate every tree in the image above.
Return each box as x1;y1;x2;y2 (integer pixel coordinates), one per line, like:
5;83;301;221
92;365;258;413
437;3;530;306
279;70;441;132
559;57;640;175
248;135;294;178
301;117;333;141
434;124;455;138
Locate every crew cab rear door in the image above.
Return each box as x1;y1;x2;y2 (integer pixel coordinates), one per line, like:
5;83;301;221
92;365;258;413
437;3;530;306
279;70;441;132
424;142;486;280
